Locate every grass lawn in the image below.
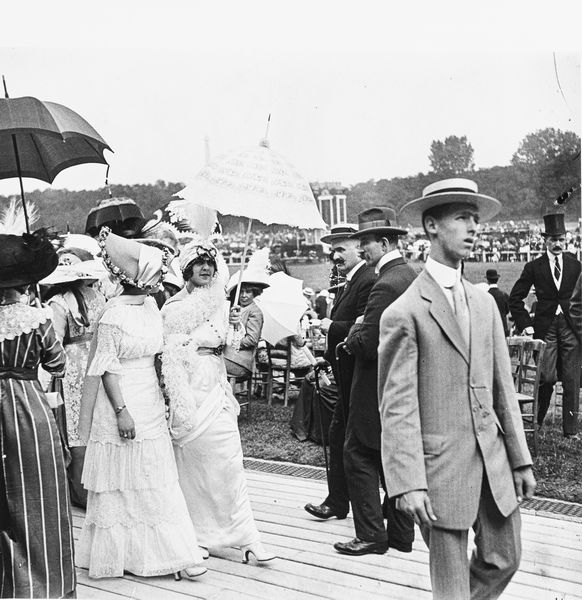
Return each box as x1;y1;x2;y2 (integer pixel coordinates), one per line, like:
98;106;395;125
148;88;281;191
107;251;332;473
239;395;582;504
238;260;580;504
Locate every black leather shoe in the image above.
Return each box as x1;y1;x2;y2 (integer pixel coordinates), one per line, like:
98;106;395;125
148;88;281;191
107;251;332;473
304;502;348;520
388;540;413;553
333;538;388;556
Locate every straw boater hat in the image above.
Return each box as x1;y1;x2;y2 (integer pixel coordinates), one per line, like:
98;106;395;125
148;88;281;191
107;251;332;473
541;213;567;237
0;231;59;288
97;226;171;292
349;207;408;239
320;223;358;244
400;178;501;226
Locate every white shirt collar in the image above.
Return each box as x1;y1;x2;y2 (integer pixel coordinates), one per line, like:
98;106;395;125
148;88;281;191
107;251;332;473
546;250;562;266
425;256;462;288
346;260;365;282
488;283;499;289
375;249;402;274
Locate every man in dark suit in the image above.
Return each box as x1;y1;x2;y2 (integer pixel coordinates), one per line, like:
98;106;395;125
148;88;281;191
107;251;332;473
304;224;375;520
333;208;416;556
509;212;582;437
486;268;510;336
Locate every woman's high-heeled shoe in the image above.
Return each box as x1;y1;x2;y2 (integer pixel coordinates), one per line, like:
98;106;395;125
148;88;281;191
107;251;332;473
199;546;210;560
174;565;207;580
240;542;276;564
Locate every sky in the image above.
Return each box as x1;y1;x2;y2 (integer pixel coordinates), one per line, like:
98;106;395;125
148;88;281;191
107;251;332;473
0;1;580;197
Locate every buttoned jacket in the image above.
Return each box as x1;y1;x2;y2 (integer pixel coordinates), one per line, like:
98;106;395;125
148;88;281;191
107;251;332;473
509;252;581;339
378;270;532;529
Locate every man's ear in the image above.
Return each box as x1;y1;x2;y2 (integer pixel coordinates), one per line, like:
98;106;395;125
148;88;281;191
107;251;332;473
423;215;438;236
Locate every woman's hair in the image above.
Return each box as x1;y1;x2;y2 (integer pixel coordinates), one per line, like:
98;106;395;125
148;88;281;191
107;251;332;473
228;284;263;304
182;256;217;283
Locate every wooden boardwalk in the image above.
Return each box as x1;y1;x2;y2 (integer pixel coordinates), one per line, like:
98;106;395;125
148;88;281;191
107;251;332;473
74;467;582;600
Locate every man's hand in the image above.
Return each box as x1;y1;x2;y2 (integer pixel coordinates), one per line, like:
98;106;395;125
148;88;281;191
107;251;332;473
522;326;534;337
319;317;332;333
513;466;536;503
396;490;437;528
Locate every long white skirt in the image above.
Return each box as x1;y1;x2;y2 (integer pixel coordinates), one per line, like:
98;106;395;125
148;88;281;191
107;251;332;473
78;358;203;578
173;407;261;549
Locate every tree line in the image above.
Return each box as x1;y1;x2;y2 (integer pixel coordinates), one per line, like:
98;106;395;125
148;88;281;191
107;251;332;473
1;128;579;234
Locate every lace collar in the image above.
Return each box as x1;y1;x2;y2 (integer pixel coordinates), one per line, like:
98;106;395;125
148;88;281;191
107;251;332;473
0;303;53;342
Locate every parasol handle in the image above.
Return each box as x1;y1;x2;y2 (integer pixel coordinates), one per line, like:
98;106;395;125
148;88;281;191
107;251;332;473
2;75;9;98
233;218;253;306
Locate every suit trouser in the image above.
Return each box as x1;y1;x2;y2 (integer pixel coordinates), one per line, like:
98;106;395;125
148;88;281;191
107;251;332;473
323;391;350;515
323;352;355;514
538;313;581;434
343;425;414;548
420;477;521;600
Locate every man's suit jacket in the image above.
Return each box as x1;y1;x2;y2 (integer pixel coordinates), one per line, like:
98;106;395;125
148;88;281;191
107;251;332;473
509;252;581;339
378;270;532;530
570;273;582;342
488;286;510;336
345;257;416;450
325;264;375;370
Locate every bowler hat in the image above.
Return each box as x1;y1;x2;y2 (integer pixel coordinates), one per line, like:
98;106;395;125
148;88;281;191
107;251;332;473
349;207;408;239
320;223;358;244
541;213;566;237
400;178;501;225
485;268;499;282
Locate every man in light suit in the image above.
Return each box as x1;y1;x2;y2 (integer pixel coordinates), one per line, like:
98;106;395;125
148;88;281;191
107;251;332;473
378;179;535;600
304;224;376;520
334;208;416;556
509;212;581;437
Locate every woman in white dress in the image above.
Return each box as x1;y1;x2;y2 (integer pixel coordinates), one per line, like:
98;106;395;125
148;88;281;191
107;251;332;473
161;238;275;563
77;228;206;580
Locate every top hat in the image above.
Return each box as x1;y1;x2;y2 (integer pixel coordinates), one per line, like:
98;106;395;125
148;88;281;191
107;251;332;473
485;268;499;282
349;207;408;239
320;223;358;244
0;231;58;289
400;178;501;225
98;226;170;291
541;213;566;237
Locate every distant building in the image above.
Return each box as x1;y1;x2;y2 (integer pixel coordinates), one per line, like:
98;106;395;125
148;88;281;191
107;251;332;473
312;187;347;228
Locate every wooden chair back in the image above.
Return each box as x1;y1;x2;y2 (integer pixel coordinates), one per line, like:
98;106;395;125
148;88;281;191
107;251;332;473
506;336;547;455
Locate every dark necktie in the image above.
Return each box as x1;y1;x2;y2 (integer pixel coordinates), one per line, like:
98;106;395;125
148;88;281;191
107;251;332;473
554;256;561;282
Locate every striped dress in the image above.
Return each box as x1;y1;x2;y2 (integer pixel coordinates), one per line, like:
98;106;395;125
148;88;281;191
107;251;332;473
0;303;76;599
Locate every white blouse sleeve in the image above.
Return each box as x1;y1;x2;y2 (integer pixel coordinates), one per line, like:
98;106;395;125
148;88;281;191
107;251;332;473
86;322;123;376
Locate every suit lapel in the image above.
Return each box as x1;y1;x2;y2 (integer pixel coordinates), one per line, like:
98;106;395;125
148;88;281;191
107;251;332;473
465;282;486;365
420;270;469;364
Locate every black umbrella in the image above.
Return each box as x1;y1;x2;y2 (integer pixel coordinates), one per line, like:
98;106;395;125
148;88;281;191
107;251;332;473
0;76;112;232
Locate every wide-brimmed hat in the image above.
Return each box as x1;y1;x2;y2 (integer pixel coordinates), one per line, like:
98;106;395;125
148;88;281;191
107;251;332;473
320;223;358;244
132;237;177;255
349;207;408;239
0;230;59;288
98;226;171;291
400;178;501;225
40;262;103;286
541;213;567;237
226;269;270;295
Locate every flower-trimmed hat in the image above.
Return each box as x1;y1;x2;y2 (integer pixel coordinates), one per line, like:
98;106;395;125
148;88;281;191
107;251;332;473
98;226;171;292
0;230;59;289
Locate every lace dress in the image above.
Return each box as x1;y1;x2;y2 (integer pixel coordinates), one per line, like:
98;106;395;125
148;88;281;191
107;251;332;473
161;287;261;549
76;295;202;578
49;287;106;447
